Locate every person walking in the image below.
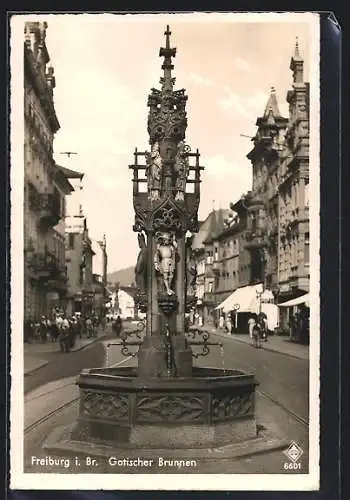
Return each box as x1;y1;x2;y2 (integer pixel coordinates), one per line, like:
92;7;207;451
101;315;106;332
24;318;34;343
59;315;71;353
113;315;122;337
39;316;48;343
248;316;256;339
258;312;268;342
225;315;232;335
85;316;93;338
51;318;59;343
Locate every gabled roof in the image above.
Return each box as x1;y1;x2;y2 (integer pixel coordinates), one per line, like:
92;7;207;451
56;164;84;179
204;209;230;244
192;208;231;247
192;212;214;251
263;87;282;119
254;87;288;130
53;165;74;194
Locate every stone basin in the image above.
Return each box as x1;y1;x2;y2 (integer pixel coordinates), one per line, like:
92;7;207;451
72;367;259;449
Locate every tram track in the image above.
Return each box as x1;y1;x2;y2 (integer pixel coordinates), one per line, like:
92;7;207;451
257;389;309;427
24;355;135;435
24;396;80;435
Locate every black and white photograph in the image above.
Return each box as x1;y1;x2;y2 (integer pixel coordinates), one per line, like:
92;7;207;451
10;11;320;491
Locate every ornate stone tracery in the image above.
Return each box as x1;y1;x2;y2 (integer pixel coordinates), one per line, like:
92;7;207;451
125;25;206;376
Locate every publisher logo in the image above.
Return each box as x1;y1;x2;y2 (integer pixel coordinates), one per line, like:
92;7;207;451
283;441;303;463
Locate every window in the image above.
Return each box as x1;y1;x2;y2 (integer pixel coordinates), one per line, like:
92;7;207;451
68;233;75;250
251;212;257;232
304;232;310;266
214;247;219;261
305;182;309;207
62;197;66;218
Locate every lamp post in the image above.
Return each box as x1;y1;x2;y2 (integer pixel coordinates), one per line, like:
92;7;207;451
233;303;240;333
256;283;264;316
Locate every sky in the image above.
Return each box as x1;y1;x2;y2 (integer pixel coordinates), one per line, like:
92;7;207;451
32;13;312;273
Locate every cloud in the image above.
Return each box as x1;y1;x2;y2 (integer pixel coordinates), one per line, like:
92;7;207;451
189;72;213;86
218;89;267;118
234;57;256;73
198;154;252;218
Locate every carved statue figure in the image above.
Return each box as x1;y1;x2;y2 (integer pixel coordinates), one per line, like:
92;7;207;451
174;140;189;201
145;142;162;201
154;232;177;295
135;232;148;292
185;237;197;296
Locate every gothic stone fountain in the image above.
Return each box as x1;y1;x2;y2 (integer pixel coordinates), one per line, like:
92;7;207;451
44;27;280;457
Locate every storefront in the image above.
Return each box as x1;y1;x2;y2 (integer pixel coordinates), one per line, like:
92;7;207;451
278;293;310;344
216;283;278;334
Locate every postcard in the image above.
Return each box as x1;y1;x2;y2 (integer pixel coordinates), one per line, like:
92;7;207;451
10;11;320;491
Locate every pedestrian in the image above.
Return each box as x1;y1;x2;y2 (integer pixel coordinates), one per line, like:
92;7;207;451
51;319;59;343
56;313;63;330
225;316;232;335
113;315;122;337
258;312;268;342
298;304;309;344
101;315;106;332
68;317;77;349
59;315;71;352
24;318;34;343
184;314;190;333
77;315;84;339
40;316;48;343
248;316;256;338
252;319;263;348
288;312;296;341
85;316;93;338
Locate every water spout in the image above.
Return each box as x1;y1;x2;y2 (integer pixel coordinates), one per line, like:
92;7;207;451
219;343;227;376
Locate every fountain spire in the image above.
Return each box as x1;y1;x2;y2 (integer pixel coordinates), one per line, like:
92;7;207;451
159;25;176;92
147;25;188;147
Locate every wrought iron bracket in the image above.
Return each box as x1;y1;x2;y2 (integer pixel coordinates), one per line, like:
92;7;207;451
186;328;223;358
107;330;144;358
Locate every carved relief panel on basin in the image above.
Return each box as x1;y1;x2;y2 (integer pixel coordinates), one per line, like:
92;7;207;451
211;392;254;421
81;390;129;421
135;394;206;423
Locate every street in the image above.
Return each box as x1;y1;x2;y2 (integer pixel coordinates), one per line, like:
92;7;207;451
23;323;139;394
208;332;309;423
24;329;309;474
24;339;107;395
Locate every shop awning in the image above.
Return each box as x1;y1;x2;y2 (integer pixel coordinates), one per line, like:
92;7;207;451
215;283;264;314
278;293;309;307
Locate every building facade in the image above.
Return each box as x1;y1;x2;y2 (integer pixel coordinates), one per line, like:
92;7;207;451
245;86;288;294
191;209;229;326
24;21;72;321
190;41;309;340
278;41;310;305
244;41;309;309
65;218;96;316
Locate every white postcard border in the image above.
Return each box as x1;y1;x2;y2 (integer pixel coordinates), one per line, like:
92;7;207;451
10;11;320;491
